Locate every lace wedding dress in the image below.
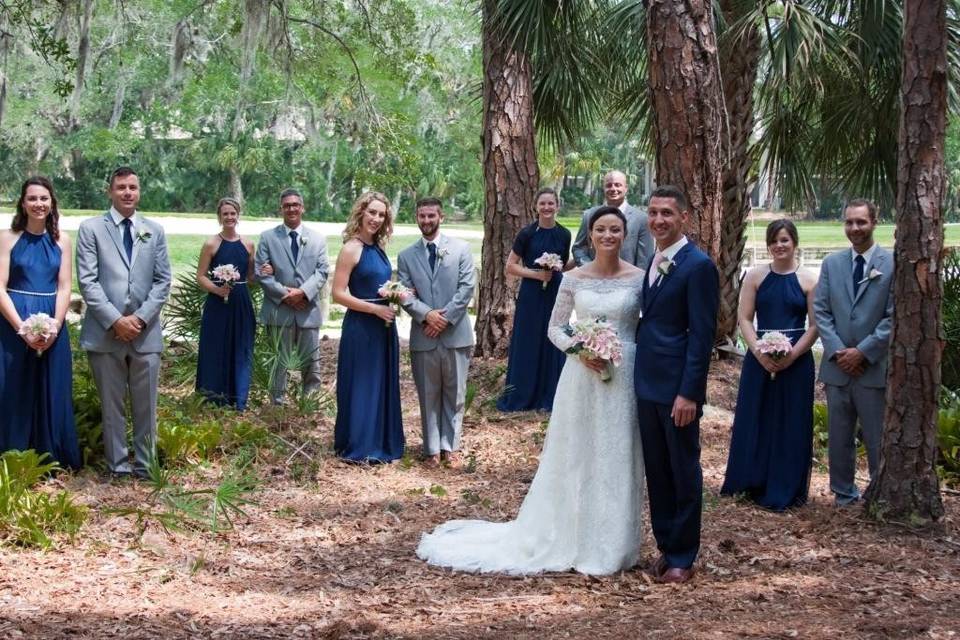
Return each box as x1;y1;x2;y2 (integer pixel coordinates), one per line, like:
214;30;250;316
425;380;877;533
416;270;646;575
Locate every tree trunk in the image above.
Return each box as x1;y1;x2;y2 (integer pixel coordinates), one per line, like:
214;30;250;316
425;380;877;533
715;0;761;349
646;0;726;261
866;0;946;524
67;0;95;132
473;0;539;358
228;167;244;205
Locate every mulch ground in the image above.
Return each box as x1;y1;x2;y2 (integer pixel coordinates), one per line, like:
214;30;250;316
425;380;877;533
0;346;957;639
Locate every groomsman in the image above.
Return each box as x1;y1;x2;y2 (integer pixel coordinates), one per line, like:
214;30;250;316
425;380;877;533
634;185;718;584
814;198;894;506
572;170;653;268
397;198;476;468
255;188;329;404
76;167;171;477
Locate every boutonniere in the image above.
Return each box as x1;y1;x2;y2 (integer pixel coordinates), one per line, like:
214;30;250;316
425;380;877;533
857;268;882;285
299;236;307;247
135;228;152;243
437;247;450;263
655;258;676;285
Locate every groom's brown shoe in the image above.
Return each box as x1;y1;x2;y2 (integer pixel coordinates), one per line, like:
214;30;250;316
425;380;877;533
658;567;695;584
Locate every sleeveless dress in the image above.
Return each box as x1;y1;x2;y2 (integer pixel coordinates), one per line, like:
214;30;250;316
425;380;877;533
334;243;405;462
0;231;80;469
721;270;815;511
196;238;256;410
497;222;571;412
418;272;646;575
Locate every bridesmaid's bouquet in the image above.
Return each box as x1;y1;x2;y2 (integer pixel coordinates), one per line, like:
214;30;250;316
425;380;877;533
533;252;564;290
756;331;793;380
377;280;412;327
210;264;241;303
562;315;623;382
18;313;59;357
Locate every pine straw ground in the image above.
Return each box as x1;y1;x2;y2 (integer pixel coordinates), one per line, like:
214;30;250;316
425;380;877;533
1;345;958;640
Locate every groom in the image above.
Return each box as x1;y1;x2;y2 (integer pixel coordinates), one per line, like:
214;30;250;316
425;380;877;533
76;166;172;477
634;185;718;584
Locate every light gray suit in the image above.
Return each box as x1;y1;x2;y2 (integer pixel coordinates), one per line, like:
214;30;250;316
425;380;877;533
397;234;475;455
76;210;171;474
572;203;653;268
255;223;329;403
814;245;894;504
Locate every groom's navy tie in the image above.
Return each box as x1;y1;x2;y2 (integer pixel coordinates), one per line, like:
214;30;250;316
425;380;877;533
853;254;865;295
427;241;437;272
121;218;133;262
290;230;300;263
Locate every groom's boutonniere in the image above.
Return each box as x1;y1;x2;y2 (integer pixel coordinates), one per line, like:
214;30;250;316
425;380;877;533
299;236;307;247
655;259;676;285
857;268;882;285
135;228;152;243
437;247;450;263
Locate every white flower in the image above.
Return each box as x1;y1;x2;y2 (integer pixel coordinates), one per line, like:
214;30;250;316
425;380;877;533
300;236;307;247
135;228;152;243
437;247;450;263
858;268;882;285
657;259;675;277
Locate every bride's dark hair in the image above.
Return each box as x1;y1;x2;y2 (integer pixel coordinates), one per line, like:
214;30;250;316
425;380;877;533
588;205;627;231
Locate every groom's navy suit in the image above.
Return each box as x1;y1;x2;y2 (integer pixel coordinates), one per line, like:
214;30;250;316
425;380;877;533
634;240;718;570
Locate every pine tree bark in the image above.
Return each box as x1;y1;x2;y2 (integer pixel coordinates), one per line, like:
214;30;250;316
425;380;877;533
474;0;538;358
866;0;946;523
646;0;726;261
715;0;760;349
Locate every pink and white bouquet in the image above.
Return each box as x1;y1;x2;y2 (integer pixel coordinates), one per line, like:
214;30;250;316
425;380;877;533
533;252;564;289
562;315;623;382
756;331;793;380
18;312;59;357
377;280;413;326
210;263;242;303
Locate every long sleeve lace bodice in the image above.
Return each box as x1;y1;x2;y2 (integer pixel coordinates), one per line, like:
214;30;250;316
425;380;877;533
547;270;646;352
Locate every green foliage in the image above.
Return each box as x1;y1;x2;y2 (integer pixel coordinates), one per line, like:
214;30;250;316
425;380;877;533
0;450;87;549
943;248;960;391
157;419;223;467
937;388;960;486
69;329;105;468
812;402;829;458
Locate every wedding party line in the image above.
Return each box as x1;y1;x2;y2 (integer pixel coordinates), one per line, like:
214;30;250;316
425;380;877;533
1;167;894;583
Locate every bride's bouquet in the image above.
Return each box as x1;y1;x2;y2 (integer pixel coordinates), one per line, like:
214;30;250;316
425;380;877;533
18;312;59;357
377;279;413;327
562;315;623;382
533;252;564;290
210;263;241;303
756;331;793;380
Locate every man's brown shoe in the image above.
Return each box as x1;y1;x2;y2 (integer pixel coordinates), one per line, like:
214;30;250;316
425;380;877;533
657;567;695;584
441;451;463;469
422;454;441;468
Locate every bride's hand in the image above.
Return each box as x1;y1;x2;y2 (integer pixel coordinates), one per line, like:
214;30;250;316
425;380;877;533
579;354;607;374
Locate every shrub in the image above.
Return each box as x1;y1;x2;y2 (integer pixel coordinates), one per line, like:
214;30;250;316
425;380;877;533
943;248;960;391
0;450;86;549
938;388;960;486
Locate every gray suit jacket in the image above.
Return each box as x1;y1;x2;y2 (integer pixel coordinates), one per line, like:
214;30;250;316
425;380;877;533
397;234;476;352
76;212;172;353
255;224;329;328
814;246;894;388
572;203;653;268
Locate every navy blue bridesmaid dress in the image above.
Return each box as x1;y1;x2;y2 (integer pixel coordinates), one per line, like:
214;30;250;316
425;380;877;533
0;231;80;469
497;222;571;412
334;242;404;462
721;270;815;511
196;238;256;410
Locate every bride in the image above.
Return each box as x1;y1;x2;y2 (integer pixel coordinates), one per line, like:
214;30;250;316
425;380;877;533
416;206;646;575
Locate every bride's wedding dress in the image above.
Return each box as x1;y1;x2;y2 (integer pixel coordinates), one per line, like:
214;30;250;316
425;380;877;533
416;270;646;575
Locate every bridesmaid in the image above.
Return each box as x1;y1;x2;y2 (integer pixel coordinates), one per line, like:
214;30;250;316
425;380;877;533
0;176;80;468
497;187;571;412
721;219;818;511
332;192;404;462
195;197;257;410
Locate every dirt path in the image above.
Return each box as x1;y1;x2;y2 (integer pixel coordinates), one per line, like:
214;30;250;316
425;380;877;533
1;354;957;639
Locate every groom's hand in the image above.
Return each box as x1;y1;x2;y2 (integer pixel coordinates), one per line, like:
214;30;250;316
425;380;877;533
671;395;697;428
112;315;142;342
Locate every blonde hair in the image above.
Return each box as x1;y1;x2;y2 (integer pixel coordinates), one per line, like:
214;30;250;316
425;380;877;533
216;197;242;220
342;191;393;248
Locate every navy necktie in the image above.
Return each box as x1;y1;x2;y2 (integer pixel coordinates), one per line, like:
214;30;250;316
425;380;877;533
290;230;299;262
853;254;865;295
427;242;437;272
121;218;133;262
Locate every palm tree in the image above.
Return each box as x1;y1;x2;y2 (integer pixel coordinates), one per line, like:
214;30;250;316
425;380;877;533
475;0;612;357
